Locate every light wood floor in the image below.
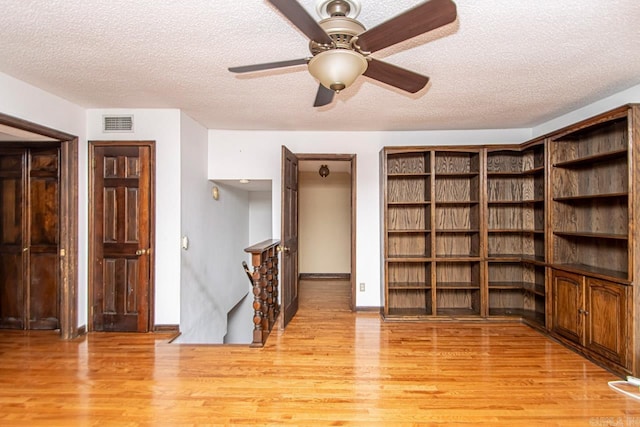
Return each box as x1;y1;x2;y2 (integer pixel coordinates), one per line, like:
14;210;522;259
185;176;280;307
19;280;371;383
1;280;639;426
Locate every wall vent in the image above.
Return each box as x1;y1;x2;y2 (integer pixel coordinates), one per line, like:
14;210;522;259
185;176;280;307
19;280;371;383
103;115;134;133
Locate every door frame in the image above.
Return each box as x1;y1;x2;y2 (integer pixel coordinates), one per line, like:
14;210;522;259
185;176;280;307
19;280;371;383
0;113;78;339
293;153;357;310
87;140;156;332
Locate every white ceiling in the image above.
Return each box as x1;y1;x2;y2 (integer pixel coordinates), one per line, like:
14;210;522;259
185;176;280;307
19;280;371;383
1;0;639;132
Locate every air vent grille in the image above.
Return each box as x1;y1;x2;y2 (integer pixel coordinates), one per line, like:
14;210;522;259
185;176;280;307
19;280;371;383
103;115;134;133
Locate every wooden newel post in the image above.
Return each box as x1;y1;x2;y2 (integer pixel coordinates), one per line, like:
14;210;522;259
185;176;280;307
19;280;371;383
245;239;281;347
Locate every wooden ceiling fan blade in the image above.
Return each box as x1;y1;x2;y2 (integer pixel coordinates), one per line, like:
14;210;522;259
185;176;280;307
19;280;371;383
363;59;429;93
313;84;335;107
268;0;334;45
356;0;457;53
228;58;309;73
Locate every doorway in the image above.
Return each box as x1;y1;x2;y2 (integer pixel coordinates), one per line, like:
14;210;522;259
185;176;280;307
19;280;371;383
281;150;356;328
0;113;78;338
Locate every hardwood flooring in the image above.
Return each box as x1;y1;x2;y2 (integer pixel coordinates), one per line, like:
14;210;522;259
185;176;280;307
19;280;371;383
0;280;638;426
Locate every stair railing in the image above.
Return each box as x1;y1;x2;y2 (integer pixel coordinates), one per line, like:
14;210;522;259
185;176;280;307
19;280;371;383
243;239;280;347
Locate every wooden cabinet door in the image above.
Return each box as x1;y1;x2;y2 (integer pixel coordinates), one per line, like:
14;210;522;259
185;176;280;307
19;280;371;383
551;270;584;344
584;277;630;368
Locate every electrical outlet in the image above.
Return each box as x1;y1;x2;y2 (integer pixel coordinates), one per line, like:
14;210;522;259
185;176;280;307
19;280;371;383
359;283;365;292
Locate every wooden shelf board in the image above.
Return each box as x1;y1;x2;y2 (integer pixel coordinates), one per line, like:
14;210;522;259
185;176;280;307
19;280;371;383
436;229;480;233
489;281;545;296
436;308;480;317
487;254;522;262
435;200;480;205
388;201;431;206
520;255;546;265
553;192;628;202
553;231;628;240
388;173;430;177
436;282;481;290
387;308;431;317
489;229;544;234
486;167;544;177
388;229;431;234
389;283;432;290
551;263;630;283
522;166;545;175
553;148;627;168
435;256;481;261
489;308;545;324
488;199;544;204
487;171;524;177
435;172;479;178
487;254;546;264
387;257;432;262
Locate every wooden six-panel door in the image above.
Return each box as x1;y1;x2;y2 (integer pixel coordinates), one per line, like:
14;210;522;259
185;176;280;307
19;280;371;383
92;144;152;332
0;147;60;330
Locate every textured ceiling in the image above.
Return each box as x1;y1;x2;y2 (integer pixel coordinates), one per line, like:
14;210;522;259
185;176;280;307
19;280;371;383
1;0;639;131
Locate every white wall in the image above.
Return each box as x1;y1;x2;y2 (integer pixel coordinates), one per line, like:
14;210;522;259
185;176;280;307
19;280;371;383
177;111;253;343
532;83;640;137
249;190;273;244
0;72;89;326
299;171;351;274
87;108;182;325
208;128;531;307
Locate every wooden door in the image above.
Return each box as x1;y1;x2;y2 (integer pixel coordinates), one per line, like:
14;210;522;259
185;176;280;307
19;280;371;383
28;148;60;329
0;148;60;330
0;151;26;329
584;277;630;368
92;144;152;332
551;269;583;344
281;146;299;327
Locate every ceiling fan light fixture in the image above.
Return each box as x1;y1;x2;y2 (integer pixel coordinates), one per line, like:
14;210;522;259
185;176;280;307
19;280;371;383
308;49;368;93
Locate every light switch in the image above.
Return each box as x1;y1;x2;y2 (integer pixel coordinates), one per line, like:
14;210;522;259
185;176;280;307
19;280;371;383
181;236;189;250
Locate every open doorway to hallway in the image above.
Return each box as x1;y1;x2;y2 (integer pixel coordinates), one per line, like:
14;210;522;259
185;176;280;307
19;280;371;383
297;157;354;311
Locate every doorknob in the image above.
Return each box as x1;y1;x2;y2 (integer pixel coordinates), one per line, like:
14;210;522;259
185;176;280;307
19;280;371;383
136;248;150;256
277;245;290;253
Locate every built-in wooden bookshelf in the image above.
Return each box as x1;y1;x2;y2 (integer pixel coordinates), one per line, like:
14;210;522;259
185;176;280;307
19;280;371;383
547;106;637;376
382;148;483;318
549;114;629;282
381;104;640;377
385;150;432;316
434;151;482;316
486;143;545;326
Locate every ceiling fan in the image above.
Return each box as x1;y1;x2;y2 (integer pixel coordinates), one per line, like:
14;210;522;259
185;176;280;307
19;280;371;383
228;0;457;107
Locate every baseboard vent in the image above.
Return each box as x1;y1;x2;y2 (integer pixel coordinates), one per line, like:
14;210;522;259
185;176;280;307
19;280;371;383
103;115;134;132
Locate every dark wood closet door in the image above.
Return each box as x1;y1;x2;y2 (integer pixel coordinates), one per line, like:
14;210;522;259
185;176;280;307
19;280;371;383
0;148;60;330
92;145;151;332
28;148;60;329
0;152;26;329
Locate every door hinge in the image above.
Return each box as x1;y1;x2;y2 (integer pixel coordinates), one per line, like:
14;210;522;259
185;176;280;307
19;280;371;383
60;248;66;257
92;157;96;169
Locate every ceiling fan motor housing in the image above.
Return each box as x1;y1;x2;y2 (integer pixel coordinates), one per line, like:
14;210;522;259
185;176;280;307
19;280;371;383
308;13;368;93
309;16;366;54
